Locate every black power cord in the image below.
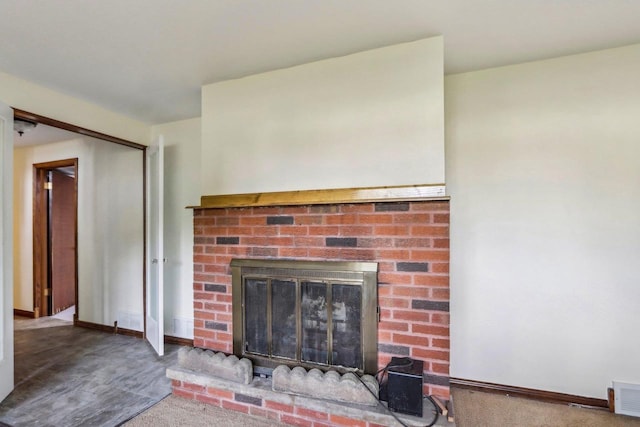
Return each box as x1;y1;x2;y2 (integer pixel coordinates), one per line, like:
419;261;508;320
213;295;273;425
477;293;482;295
356;359;439;427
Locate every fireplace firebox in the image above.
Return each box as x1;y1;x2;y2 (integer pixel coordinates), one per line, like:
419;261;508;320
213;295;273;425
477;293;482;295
231;259;378;374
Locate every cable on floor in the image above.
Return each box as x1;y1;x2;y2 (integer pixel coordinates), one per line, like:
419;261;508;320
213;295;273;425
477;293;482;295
356;359;439;427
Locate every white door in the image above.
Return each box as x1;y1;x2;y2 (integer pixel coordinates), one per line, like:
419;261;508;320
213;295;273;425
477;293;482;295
0;102;14;401
145;135;164;356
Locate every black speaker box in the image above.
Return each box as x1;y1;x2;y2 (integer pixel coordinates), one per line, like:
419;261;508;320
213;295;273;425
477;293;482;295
387;357;424;417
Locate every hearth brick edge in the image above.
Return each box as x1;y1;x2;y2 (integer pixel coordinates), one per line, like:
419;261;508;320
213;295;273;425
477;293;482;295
168;367;435;427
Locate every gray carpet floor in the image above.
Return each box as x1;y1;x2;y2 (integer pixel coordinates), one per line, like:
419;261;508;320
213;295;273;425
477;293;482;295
0;319;180;427
451;387;640;427
124;395;289;427
125;387;640;427
124;392;446;427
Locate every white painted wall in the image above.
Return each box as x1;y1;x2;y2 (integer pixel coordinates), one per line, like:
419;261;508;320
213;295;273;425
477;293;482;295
151;118;201;338
13;137;144;329
83;139;144;329
447;44;640;399
0;70;149;144
201;37;444;195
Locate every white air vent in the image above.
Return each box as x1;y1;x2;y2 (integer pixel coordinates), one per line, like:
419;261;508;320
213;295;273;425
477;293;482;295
613;381;640;417
117;311;143;332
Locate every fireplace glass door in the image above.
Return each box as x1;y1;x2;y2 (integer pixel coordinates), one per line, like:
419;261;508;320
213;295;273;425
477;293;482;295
272;279;297;359
232;259;377;374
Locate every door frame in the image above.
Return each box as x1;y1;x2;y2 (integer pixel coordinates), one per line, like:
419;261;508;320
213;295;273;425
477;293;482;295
33;159;78;318
14;109;144;149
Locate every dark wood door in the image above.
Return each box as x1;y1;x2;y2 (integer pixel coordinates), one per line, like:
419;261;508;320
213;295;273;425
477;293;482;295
50;169;76;314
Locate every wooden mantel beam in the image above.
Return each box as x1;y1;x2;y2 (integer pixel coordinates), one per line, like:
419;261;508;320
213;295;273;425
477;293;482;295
191;184;448;209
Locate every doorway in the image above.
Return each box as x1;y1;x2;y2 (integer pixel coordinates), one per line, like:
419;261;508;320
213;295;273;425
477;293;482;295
33;159;78;318
13;109;147;329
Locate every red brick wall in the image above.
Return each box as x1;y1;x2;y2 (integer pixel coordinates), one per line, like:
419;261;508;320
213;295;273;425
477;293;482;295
192;200;450;398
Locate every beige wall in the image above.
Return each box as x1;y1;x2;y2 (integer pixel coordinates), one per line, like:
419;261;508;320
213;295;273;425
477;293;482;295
201;37;444;195
447;44;640;399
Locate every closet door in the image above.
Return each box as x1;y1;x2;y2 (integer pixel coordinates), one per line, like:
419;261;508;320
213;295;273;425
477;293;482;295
145;135;164;356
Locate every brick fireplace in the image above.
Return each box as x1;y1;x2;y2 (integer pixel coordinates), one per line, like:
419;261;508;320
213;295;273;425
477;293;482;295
191;188;450;401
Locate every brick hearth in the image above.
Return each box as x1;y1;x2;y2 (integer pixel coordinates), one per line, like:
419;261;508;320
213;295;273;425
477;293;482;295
192;200;450;399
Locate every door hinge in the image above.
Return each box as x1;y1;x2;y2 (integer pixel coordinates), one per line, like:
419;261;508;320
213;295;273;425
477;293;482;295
44;287;51;296
44;182;52;190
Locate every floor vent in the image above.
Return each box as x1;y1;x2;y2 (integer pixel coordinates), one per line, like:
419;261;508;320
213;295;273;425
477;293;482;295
613;381;640;417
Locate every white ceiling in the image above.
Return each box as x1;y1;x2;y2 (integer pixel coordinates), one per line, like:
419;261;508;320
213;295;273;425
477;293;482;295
2;0;640;124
